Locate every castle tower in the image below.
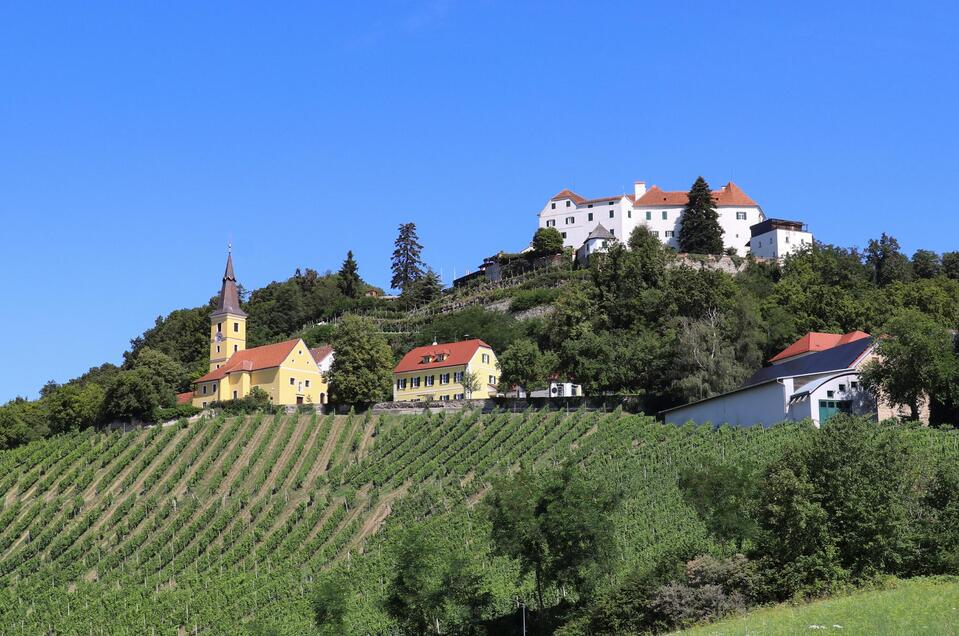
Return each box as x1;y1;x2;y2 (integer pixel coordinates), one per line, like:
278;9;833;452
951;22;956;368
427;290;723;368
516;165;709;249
209;249;248;371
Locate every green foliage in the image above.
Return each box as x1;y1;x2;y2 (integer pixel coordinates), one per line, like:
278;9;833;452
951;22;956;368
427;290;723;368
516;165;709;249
865;232;912;286
337;250;362;299
532;227;565;255
496;339;557;393
912;249;942;279
391;222;425;292
45;382;105;434
103;367;173;422
327;316;394;404
484;462;620;608
402;269;443;308
152;403;202;422
509;288;559;313
459;370;482;399
679;177;724;255
860;309;959;420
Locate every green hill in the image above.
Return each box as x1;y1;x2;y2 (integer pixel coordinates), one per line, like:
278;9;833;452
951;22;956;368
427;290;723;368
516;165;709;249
676;577;959;635
0;411;957;633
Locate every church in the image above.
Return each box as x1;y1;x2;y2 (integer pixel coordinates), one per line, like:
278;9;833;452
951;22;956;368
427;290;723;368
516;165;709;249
186;252;332;408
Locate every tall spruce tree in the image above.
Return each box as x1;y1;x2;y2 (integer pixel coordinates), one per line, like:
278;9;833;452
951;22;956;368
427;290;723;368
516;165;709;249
390;222;425;292
679;177;724;255
337;250;361;299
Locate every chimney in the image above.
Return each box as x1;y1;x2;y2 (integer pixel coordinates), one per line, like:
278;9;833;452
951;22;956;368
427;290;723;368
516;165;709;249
634;181;647;199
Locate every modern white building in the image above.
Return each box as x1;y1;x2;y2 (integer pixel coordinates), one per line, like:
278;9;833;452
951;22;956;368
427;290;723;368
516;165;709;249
749;219;814;260
538;180;766;255
661;334;878;428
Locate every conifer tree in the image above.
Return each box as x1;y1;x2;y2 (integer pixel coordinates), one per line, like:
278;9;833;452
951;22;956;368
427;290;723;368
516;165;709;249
337;250;361;299
390;222;425;292
679;177;724;255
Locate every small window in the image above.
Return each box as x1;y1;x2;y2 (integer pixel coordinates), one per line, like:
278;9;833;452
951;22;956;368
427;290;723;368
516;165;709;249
488;375;496;385
609;210;614;219
785;236;790;243
561;232;566;239
608;201;614;206
838;384;846;392
588;212;593;221
665;230;674;238
628;210;632;218
851;381;859;390
440;395;450;401
587;204;593;208
426;375;435;387
661;211;667;220
827;390;835;398
565;200;571;207
412;377;421;388
610;229;615;236
482;353;490;363
736;211;747;220
305;379;311;388
651;230;660;237
546;219;556;228
645;211;651;220
202;401;207;407
454;371;464;382
233;344;238;353
551;202;556;209
454;393;465;400
440;373;450;385
217;322;222;333
290;377;295;385
216;345;221;353
232;390;238;400
233;322;239;332
565;216;575;224
396;379;402;390
202;385;208;395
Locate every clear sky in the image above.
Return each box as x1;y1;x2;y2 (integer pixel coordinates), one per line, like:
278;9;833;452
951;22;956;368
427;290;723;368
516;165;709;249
1;1;957;402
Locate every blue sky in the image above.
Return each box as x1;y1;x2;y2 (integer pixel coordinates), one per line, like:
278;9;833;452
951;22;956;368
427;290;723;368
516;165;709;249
1;1;957;402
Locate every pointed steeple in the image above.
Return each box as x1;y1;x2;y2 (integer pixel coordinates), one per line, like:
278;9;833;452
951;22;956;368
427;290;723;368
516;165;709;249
212;250;247;317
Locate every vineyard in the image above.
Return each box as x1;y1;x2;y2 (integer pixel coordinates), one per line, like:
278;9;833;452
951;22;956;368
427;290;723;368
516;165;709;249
0;411;957;633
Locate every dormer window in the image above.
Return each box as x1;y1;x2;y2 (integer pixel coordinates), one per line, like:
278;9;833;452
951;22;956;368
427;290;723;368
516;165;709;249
565;201;571;207
421;355;432;364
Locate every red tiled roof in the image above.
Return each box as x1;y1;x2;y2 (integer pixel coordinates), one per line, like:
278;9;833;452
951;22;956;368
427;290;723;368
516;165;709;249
394;339;492;373
634;181;758;207
769;331;871;364
550;189;586;204
310;345;333;364
194;339;300;384
176;391;194;405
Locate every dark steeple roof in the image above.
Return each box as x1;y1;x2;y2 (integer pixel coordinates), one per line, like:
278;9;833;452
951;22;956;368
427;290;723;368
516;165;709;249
212;251;247;318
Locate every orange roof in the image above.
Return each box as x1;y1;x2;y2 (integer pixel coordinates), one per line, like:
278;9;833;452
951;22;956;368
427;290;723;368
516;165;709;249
176;391;194;405
394;339;492;373
194;339;300;383
634;181;758;207
769;331;871;364
550;189;585;204
310;345;333;364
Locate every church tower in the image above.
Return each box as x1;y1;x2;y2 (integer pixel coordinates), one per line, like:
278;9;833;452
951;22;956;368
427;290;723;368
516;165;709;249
209;249;248;372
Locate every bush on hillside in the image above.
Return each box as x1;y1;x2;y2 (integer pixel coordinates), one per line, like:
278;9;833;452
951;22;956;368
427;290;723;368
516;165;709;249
509;288;560;312
152;403;201;422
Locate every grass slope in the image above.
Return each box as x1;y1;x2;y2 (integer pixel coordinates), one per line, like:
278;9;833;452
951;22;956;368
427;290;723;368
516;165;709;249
0;411;956;633
677;577;959;635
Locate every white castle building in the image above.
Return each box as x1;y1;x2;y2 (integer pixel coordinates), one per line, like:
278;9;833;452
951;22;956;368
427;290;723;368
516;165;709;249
537;180;812;258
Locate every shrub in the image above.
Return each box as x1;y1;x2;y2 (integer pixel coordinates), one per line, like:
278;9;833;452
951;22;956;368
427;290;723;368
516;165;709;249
509;288;559;312
152;404;201;422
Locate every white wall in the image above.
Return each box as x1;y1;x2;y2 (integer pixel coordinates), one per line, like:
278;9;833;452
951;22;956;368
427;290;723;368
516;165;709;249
664;380;790;427
750;228;814;259
538;196;634;250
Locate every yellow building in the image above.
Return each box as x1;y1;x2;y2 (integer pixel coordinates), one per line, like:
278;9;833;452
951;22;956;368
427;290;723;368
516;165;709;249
392;339;499;402
188;252;332;408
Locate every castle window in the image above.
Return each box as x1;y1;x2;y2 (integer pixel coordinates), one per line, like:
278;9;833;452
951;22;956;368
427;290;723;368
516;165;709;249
566;201;571;207
290;377;295;385
662;211;667;220
646;211;652;220
736;211;747;220
305;379;311;388
588;212;593;221
609;210;614;219
551;202;556;209
216;345;221;353
234;345;238;353
234;322;239;332
628;210;632;218
217;322;222;333
665;231;674;238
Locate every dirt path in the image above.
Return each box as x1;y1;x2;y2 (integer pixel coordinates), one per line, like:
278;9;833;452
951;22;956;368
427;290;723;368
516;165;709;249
348;483;408;553
305;416;346;488
356;415;379;461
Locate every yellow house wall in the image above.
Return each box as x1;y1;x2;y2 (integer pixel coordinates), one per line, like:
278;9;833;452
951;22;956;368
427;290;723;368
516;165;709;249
192;339;330;408
209;314;246;371
391;346;499;402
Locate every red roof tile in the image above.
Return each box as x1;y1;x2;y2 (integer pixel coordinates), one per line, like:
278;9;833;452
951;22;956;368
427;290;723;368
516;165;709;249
194;339;301;383
394;339;492;373
634;181;758;207
769;331;871;364
176;391;194;405
549;189;586;204
310;345;333;364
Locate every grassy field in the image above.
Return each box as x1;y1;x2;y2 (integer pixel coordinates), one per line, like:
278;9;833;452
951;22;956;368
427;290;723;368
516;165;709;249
678;577;959;635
